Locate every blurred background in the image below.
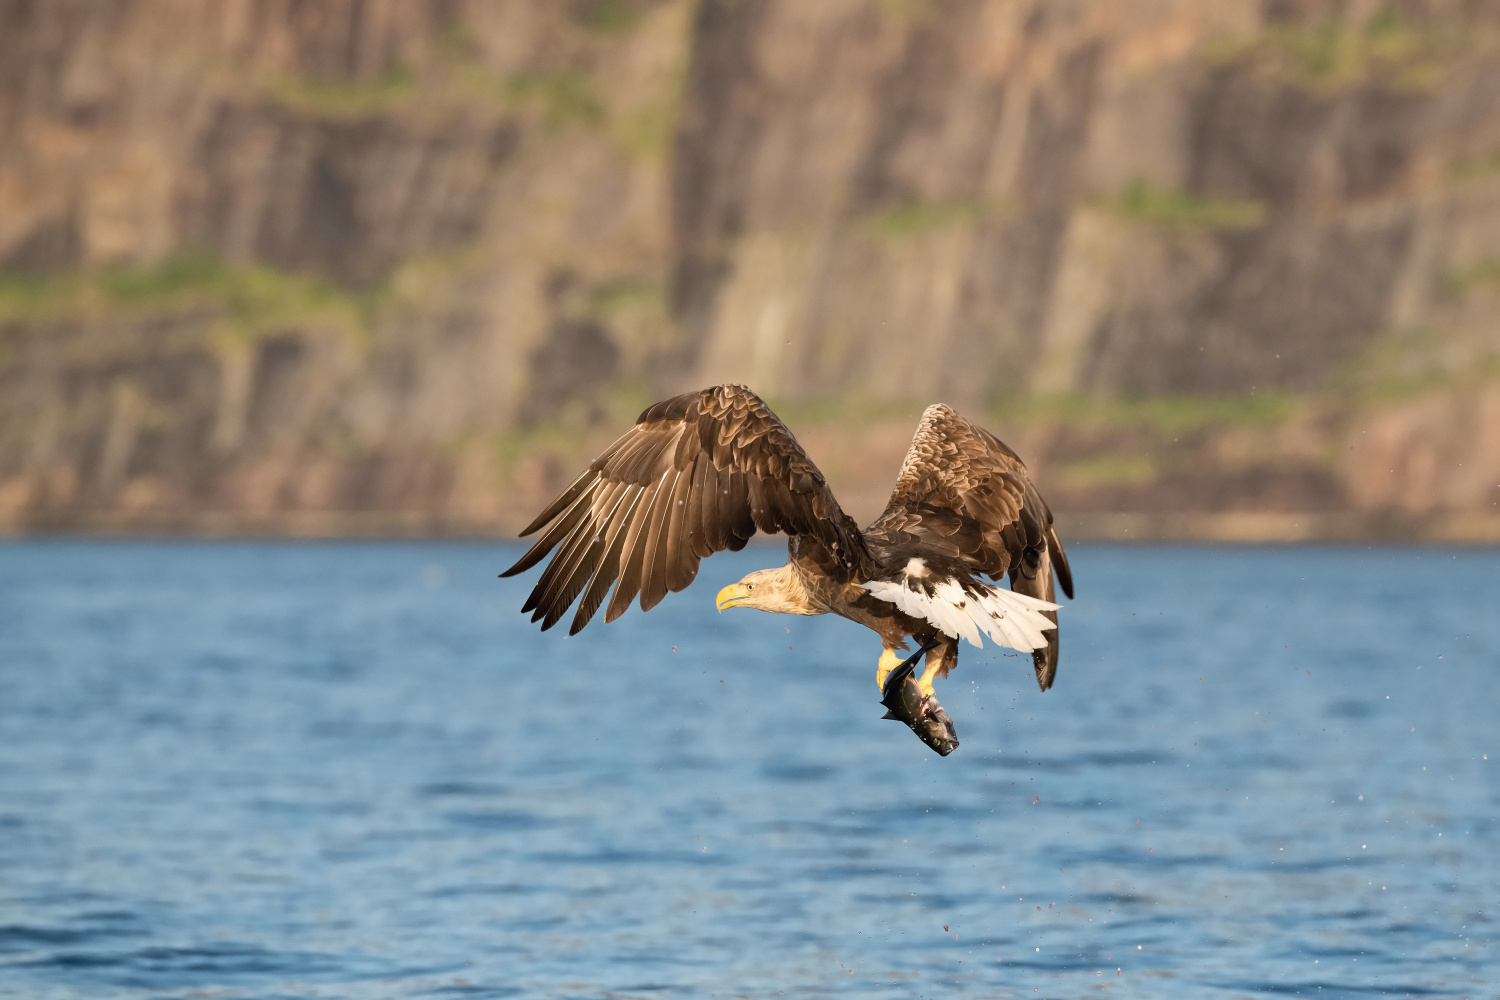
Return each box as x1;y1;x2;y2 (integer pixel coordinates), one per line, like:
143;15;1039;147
4;7;1499;996
3;0;1500;541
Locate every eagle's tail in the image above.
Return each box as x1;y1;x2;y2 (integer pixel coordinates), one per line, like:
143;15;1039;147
863;568;1060;655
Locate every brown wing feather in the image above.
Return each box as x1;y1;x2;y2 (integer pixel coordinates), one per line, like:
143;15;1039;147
604;471;670;624
503;384;870;631
569;488;645;634
638;467;684;612
866;403;1073;690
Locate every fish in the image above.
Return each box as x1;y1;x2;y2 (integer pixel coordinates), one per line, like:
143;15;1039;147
879;640;960;756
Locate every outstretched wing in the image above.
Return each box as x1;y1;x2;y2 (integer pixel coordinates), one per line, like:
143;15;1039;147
502;384;871;634
865;404;1073;689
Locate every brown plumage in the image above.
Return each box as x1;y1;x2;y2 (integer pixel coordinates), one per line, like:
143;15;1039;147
863;402;1073;689
502;384;871;634
503;384;1074;745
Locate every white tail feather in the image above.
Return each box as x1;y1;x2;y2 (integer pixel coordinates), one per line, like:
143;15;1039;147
864;576;1061;652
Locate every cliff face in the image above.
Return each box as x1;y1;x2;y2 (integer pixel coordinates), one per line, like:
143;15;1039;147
1;0;688;529
3;0;1500;537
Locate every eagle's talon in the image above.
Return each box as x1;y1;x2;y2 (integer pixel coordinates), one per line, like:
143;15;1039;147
879;640;959;756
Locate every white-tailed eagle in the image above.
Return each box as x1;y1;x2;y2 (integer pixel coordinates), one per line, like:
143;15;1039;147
502;384;1073;754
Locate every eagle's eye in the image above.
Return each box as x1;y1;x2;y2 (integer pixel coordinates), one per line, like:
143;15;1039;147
746;583;755;590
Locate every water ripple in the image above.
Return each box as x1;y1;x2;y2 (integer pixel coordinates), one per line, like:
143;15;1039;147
0;541;1495;998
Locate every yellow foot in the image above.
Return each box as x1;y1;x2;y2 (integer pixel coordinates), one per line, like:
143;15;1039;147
917;660;941;700
875;648;903;692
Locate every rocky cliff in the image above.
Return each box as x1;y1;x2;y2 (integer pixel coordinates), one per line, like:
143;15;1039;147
3;0;1499;538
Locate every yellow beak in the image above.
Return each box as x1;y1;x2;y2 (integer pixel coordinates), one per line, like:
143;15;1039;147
716;583;749;611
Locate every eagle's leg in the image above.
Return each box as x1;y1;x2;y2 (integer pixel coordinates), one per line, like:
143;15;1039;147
875;647;905;693
916;637;958;698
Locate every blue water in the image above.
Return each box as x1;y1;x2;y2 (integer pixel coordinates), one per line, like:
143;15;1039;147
0;541;1495;999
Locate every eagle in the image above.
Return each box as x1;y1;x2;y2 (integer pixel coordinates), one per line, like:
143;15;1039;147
502;384;1073;755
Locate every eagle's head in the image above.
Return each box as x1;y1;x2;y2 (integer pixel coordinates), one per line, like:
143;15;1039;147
715;565;812;615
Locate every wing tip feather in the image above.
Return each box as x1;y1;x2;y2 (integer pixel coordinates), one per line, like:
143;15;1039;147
1048;526;1074;600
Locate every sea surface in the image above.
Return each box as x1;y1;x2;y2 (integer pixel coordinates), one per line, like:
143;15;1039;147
0;541;1495;999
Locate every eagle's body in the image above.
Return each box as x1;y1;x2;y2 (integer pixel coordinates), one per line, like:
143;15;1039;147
503;384;1073;753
